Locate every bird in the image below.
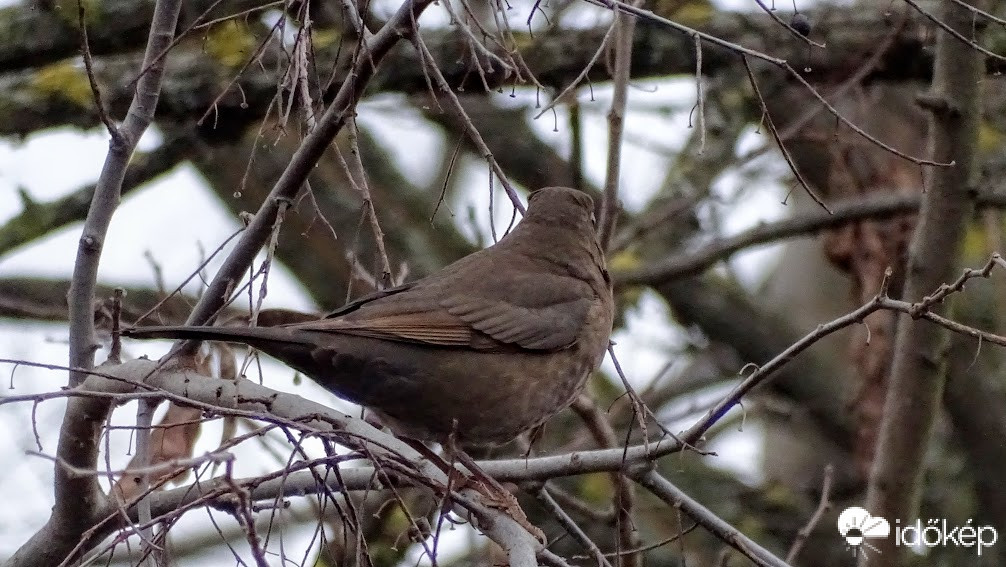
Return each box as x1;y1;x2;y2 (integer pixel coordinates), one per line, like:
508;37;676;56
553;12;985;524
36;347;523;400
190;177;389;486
124;187;614;446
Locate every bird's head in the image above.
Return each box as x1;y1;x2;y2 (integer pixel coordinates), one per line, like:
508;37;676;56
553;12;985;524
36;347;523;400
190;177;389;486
524;186;597;235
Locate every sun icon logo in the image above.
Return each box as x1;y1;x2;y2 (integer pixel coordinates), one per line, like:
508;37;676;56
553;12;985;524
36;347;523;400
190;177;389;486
837;506;891;557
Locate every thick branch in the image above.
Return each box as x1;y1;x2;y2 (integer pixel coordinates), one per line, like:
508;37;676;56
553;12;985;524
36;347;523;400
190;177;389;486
66;0;182;385
0;10;987;140
616;190;1006;286
15;3;182;564
864;1;985;563
0;0;265;73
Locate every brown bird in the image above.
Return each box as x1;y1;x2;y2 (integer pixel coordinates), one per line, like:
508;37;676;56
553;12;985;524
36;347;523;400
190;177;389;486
124;187;613;446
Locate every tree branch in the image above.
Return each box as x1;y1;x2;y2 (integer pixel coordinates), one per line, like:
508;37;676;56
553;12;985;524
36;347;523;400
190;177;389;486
615;190;1006;286
632;469;791;567
179;0;437;332
864;1;984;563
66;0;182;386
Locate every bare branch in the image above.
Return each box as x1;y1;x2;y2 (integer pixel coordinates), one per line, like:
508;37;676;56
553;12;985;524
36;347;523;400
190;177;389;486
530;486;614;567
597;3;637;249
785;464;834;563
633;469;792;567
584;0;953;168
615;190;1006;286
178;0;438;334
66;0;183;386
412;30;526;215
865;2;985;562
76;0;115;135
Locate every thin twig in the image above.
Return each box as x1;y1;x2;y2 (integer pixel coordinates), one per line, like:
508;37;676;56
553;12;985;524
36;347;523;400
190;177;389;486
571;395;641;567
133;399;159;567
533;21;617;120
785;464;834;563
948;0;1006;26
531;486;614;567
692;33;706;154
633;469;792;567
751;0;825;48
441;0;516;77
903;0;1006;62
598;3;638;249
581;0;953;168
179;0;437;334
413;31;526;215
738;7;909;164
742;56;831;213
248;198;290;326
76;0;115;135
196;16;286;128
192;1;286;29
339;118;394;284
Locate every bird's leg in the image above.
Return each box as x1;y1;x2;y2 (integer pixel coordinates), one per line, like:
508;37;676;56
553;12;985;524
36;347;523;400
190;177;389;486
443;421;506;494
444;426;546;545
449;445;507;495
397;434;484;496
359;409;390;433
394;424;504;496
524;423;546;458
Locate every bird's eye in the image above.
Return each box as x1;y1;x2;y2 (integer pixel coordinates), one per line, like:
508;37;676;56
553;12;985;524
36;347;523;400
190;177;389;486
590;212;596;224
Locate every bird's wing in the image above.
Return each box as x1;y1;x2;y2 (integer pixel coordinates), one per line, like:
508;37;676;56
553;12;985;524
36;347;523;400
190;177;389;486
441;295;590;351
289;287;481;348
288;252;595;351
298;293;589;351
295;311;474;346
437;266;597;351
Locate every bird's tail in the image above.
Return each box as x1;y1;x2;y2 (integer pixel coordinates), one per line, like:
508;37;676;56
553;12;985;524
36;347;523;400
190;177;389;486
122;325;308;347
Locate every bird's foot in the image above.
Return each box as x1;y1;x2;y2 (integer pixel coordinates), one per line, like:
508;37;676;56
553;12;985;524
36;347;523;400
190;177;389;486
478;482;547;545
450;451;546;545
404;436;547;545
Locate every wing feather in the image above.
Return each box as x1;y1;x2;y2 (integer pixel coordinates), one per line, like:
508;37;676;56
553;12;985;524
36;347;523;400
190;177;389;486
442;296;590;351
291;309;476;347
286;266;594;352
